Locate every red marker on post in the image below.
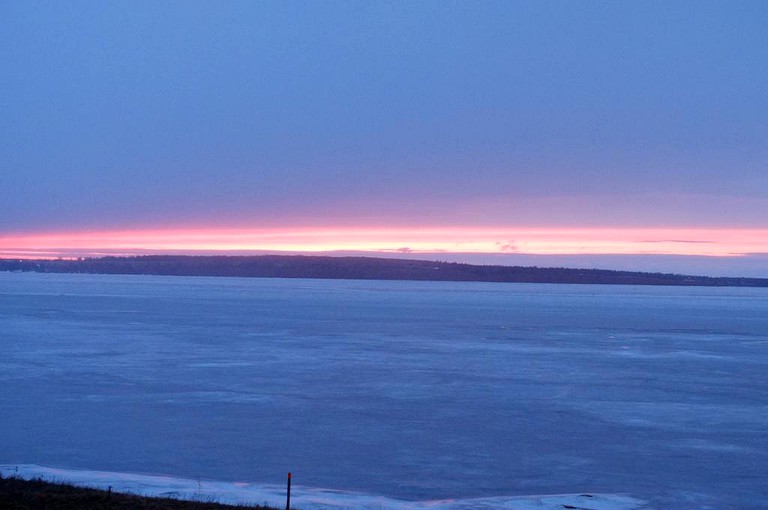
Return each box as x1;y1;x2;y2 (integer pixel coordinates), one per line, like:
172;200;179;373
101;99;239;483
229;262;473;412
286;472;292;510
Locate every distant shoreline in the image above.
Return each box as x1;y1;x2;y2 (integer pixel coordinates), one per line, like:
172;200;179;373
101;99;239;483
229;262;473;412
2;254;767;287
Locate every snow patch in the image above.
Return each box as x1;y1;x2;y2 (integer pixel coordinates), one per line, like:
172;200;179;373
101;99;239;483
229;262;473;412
0;464;645;510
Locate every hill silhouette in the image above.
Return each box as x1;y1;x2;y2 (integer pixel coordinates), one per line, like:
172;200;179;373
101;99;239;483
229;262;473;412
1;255;766;287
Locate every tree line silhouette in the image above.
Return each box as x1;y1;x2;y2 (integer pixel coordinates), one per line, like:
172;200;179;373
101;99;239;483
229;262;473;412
1;255;766;287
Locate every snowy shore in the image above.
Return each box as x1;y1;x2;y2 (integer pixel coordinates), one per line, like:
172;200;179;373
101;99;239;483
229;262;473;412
1;465;645;510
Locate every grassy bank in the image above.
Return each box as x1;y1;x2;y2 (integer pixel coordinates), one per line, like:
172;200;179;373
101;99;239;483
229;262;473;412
0;475;279;510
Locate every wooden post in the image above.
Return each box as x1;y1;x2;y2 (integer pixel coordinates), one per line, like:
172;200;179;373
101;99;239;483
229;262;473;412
286;472;292;510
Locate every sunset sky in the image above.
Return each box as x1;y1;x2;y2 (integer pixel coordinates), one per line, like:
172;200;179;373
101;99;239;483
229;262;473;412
2;1;767;276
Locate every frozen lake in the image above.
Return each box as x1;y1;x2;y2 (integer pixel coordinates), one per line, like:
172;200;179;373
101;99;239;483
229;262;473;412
1;272;766;509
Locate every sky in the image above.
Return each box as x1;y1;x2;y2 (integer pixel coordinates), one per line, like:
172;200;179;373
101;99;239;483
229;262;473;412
2;1;767;276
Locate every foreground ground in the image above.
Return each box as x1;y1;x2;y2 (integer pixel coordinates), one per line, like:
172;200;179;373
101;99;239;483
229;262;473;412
0;476;278;510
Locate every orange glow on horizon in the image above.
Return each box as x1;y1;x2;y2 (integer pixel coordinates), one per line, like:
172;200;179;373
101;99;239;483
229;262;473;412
1;226;766;259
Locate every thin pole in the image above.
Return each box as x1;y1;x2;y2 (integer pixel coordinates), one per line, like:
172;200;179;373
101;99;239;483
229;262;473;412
286;472;292;510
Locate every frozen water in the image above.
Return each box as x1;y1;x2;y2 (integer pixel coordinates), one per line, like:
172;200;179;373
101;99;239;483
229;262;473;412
1;272;767;509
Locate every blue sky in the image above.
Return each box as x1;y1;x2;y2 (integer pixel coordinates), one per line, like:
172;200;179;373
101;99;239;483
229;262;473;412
1;1;767;275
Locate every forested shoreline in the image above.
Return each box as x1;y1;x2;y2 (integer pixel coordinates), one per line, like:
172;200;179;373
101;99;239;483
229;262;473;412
1;255;766;287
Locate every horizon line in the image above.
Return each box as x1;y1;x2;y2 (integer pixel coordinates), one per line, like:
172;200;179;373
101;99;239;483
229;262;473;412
2;226;767;260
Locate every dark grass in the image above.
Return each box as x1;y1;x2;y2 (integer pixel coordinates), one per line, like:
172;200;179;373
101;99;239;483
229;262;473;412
0;475;280;510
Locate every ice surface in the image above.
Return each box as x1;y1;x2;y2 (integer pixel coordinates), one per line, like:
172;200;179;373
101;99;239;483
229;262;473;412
1;465;645;510
1;272;767;509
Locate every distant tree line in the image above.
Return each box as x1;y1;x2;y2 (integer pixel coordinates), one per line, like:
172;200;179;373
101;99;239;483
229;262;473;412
1;255;767;287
